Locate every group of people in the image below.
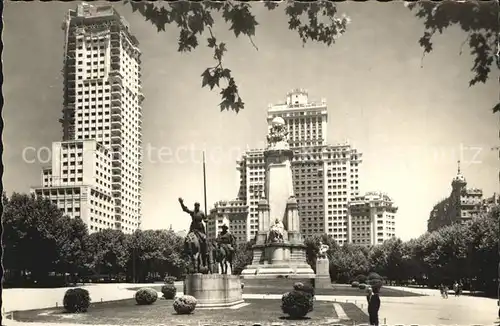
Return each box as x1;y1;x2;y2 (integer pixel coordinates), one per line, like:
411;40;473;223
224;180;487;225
439;281;463;298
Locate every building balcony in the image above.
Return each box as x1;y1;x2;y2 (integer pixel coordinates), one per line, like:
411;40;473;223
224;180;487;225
138;92;145;101
111;129;122;137
115;205;122;214
108;70;123;79
110;37;120;46
111;82;122;92
112;152;122;161
115;221;121;229
111;106;122;115
112;174;122;183
112;182;122;191
111;89;121;98
111;97;122;106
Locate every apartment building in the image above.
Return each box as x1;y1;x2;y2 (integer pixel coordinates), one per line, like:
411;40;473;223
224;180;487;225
347;191;398;247
223;90;363;243
31;3;143;234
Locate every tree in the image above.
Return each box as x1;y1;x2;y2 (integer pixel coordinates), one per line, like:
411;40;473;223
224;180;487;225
3;192;66;285
54;216;90;283
125;0;350;112
232;239;255;275
85;229;130;277
126;1;496;113
330;243;370;283
304;233;339;271
407;0;499;112
126;229;186;282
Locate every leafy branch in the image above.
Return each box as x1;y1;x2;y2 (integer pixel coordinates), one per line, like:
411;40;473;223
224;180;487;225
406;0;499;112
124;0;350;113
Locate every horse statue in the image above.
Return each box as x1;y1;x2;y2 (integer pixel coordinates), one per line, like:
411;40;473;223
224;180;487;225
184;231;209;274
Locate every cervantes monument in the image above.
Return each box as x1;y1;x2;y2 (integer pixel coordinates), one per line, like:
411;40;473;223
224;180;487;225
241;117;315;279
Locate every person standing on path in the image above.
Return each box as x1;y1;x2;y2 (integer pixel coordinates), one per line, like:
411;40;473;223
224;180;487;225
367;287;381;326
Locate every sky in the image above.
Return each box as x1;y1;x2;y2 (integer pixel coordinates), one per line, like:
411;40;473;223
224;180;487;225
3;1;498;241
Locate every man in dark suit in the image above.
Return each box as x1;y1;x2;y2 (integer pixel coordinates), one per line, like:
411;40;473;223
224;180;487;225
367;287;381;326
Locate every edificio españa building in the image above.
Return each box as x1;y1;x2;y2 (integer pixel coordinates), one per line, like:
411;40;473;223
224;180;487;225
31;3;143;234
208;89;363;244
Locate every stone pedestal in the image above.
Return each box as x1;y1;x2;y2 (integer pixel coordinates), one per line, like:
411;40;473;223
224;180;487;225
241;243;315;279
183;274;244;309
315;258;331;289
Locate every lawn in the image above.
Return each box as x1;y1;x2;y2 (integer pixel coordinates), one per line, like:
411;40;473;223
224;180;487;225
12;299;367;325
130;283;422;297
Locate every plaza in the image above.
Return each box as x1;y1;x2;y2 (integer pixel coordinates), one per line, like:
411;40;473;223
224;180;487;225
3;284;499;325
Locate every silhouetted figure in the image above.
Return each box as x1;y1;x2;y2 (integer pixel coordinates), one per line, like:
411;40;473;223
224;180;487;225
367;287;381;326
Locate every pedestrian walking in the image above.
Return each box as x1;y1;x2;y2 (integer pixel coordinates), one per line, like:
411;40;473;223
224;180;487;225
439;284;445;298
443;285;449;299
367;286;381;326
453;282;459;297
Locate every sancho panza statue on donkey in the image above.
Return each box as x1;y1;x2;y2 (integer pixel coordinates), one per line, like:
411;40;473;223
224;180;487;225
214;224;237;274
179;197;210;274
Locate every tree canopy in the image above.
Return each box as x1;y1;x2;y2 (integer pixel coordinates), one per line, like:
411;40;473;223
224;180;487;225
125;0;498;113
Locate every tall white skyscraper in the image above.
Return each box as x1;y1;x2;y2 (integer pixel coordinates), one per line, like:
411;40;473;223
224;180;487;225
31;3;143;234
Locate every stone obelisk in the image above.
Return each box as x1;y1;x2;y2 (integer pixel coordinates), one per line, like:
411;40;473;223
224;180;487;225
241;117;314;278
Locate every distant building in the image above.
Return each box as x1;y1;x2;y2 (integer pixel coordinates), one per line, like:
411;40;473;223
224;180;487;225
347;191;398;247
427;161;486;232
226;89;362;244
206;199;248;245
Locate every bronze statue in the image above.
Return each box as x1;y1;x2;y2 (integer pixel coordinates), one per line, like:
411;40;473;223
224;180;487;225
179;197;209;273
214;224;237;274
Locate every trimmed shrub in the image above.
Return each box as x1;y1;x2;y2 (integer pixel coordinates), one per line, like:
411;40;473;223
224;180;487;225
367;272;383;292
135;288;158;305
161;284;177;299
281;290;314;318
351;281;360;288
173;295;197;314
293;282;315;297
63;288;91;313
355;274;367;284
358;283;367;290
164;276;176;284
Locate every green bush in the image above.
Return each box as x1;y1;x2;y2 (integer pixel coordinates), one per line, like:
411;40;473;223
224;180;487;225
355;274;367;283
161;284;177;299
173;295;197;314
293;282;315;297
351;281;360;287
164;276;176;284
358;283;367;290
63;288;91;313
367;272;383;291
135;288;158;305
281;290;314;319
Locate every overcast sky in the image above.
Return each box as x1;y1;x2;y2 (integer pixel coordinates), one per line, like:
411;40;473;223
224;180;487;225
3;1;498;240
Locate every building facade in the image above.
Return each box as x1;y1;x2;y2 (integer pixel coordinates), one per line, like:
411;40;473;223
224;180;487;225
217;90;362;243
207;200;248;245
31;3;143;234
427;162;488;232
347;191;398;247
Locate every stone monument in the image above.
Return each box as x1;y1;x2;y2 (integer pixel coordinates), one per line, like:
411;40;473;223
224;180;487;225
179;198;244;308
241;117;315;279
315;241;331;288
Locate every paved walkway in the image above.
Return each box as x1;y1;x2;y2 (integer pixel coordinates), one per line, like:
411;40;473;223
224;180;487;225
3;284;500;325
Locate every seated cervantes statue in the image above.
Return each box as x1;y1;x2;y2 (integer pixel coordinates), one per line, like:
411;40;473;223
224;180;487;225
268;218;285;243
